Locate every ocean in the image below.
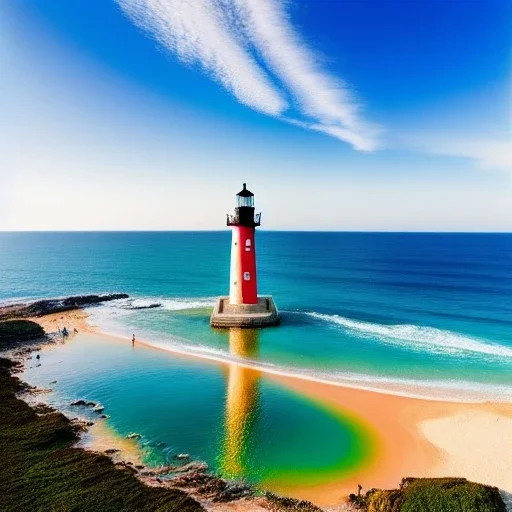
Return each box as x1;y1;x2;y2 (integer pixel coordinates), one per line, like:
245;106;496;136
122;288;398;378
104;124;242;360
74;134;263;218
1;231;512;491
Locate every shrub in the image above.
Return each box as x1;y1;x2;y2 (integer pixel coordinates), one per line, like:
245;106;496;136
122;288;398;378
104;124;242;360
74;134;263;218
364;477;506;512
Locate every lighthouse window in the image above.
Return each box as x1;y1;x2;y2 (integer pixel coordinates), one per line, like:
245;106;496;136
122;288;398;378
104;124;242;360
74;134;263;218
237;196;254;207
243;272;251;281
245;239;251;251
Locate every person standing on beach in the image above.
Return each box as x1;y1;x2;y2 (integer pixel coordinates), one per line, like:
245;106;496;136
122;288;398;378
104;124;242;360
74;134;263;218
132;334;135;345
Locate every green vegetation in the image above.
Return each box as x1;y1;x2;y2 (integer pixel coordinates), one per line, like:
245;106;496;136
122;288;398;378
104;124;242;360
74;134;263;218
264;491;323;511
0;357;204;512
356;477;506;512
0;320;45;344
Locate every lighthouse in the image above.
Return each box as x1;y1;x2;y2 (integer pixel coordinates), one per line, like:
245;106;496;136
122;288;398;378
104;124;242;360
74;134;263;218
228;183;259;305
210;184;279;328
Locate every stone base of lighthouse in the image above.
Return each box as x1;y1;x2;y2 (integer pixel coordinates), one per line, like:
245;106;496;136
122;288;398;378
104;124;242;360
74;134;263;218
210;296;279;328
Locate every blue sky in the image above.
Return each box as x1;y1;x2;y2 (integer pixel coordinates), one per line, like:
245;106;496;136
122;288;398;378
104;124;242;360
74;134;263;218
1;0;511;230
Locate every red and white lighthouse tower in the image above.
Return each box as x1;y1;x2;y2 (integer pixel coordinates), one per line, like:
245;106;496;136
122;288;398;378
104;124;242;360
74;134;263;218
227;183;260;305
210;184;279;327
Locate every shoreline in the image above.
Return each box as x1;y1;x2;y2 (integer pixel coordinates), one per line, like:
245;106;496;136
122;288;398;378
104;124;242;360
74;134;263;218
26;309;512;507
87;310;512;404
9;296;512;404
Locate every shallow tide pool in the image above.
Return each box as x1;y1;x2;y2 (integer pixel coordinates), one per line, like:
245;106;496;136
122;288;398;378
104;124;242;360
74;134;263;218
22;330;376;494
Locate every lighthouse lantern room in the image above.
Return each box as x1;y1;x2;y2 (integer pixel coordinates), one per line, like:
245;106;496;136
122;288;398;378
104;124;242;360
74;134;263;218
210;184;279;328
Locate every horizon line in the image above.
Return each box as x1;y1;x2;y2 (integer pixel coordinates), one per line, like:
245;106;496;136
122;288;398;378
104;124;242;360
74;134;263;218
1;230;511;234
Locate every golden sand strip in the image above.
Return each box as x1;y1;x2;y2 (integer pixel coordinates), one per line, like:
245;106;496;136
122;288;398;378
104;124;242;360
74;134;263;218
30;310;512;507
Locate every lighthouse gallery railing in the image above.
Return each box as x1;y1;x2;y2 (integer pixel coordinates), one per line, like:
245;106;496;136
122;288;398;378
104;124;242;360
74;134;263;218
226;212;261;226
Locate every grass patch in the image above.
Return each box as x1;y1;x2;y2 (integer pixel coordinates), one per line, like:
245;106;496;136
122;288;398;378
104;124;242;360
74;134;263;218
0;357;204;512
361;477;506;512
0;320;45;344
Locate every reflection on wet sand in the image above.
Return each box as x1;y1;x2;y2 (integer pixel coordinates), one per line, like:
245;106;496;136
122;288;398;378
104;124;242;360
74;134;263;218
220;328;261;478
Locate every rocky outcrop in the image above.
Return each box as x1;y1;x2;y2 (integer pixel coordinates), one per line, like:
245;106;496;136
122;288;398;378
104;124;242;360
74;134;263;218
0;294;129;320
70;399;88;406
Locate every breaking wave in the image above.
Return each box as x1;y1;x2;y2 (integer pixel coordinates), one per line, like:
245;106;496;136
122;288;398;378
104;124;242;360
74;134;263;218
109;296;216;311
83;297;512;402
306;312;512;359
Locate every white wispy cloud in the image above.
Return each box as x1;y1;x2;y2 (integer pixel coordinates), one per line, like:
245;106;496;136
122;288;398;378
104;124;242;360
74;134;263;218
435;139;512;173
401;133;512;174
232;0;380;151
115;0;287;115
115;0;379;151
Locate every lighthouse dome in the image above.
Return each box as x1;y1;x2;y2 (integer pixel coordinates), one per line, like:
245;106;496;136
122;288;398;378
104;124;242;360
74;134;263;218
236;183;253;197
236;183;254;207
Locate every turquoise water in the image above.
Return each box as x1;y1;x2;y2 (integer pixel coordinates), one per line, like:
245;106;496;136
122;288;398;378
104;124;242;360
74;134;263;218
2;231;511;399
21;332;374;489
3;231;512;493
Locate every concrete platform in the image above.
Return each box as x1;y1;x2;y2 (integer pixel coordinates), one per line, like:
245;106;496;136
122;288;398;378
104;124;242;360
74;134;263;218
210;296;279;328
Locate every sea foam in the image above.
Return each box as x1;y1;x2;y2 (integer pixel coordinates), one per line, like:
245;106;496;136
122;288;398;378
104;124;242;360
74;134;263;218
306;312;512;359
133;337;512;403
116;297;216;311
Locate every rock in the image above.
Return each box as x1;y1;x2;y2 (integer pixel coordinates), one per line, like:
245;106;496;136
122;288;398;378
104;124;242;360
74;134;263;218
71;418;94;431
174;461;208;474
114;462;137;474
129;303;162;310
71;399;87;406
0;293;129;321
135;465;145;470
31;387;51;393
153;465;177;475
85;401;97;407
104;449;120;455
33;403;56;414
126;432;141;440
100;414;109;419
92;404;104;413
212;482;253;502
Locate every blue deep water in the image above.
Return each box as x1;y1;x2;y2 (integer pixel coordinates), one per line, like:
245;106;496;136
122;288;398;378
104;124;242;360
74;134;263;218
1;231;512;399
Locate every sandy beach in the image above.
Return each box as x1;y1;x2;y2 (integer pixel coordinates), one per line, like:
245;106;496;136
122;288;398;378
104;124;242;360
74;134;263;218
30;310;512;508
